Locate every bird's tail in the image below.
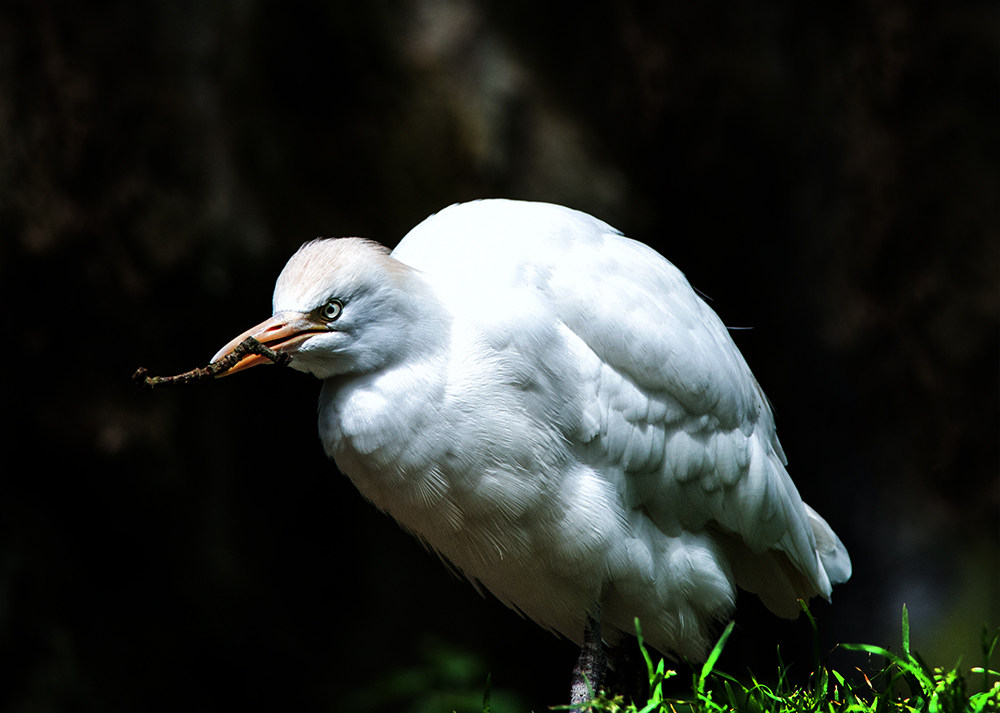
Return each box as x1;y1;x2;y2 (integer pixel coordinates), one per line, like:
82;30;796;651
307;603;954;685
716;504;851;620
803;504;852;588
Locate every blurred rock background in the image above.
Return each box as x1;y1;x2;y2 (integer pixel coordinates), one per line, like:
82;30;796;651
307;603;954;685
1;1;996;711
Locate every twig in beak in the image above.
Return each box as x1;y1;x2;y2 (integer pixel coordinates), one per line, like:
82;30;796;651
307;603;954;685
132;337;291;390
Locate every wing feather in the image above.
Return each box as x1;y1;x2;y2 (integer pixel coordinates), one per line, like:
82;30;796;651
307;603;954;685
530;213;848;611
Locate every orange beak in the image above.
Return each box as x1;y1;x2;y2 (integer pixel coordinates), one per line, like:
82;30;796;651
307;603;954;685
211;311;326;376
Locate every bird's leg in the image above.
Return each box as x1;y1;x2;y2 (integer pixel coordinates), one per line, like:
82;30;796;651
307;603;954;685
569;610;607;708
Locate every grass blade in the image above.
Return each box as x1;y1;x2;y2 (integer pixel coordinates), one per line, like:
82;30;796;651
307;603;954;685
697;620;735;699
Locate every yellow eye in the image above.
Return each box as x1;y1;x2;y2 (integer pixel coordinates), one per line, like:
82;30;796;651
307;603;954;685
320;299;343;322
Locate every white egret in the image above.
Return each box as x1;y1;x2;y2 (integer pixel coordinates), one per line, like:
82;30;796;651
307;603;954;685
212;199;851;703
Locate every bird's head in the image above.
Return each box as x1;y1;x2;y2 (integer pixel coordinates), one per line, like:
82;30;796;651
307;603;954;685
212;238;437;380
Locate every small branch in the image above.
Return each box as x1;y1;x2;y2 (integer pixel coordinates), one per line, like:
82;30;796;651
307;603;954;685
132;337;291;390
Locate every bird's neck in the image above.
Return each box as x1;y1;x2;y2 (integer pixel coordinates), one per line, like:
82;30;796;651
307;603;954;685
315;277;454;504
318;352;449;499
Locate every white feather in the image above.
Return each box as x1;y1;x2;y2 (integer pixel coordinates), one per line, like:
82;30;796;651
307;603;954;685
268;199;851;658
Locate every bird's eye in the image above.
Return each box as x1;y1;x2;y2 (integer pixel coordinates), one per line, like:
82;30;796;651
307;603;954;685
320;299;343;322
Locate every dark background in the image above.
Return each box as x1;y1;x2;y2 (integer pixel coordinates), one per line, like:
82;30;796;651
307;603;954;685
1;1;997;711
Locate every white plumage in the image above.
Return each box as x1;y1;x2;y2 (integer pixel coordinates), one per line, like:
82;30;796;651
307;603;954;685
213;199;851;664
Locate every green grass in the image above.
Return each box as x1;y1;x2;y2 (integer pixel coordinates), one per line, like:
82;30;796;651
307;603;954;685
346;605;998;713
554;605;1000;713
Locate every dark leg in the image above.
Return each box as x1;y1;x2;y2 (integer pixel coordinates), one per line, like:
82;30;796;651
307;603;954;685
570;611;607;708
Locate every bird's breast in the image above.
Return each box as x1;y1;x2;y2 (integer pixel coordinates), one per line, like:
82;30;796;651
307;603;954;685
313;330;623;580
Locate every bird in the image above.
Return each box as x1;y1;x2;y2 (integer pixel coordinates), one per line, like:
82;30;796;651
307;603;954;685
211;199;851;704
